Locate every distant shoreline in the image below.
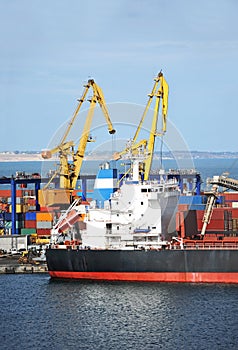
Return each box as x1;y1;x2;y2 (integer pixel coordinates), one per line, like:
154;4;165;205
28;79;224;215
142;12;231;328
0;152;238;162
0;154;107;162
0;154;46;162
0;154;43;162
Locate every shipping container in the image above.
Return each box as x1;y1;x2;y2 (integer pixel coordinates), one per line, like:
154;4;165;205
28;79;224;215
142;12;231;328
9;204;28;213
25;212;37;221
189;204;206;211
4;221;24;229
5;213;25;221
36;212;53;221
37;229;51;236
179;195;205;205
40;206;61;212
21;228;37;235
25;220;36;229
36;221;52;229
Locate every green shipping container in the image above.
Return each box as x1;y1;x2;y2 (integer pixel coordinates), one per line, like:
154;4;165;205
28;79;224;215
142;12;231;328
21;228;37;235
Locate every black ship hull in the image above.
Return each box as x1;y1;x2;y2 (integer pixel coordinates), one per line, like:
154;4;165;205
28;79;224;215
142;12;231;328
46;247;238;283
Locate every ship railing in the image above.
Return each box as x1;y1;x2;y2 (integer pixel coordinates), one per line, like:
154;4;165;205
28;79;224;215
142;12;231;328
172;244;238;250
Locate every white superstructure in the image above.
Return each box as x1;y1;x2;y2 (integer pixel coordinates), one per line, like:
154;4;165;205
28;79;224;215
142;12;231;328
49;71;176;250
69;157;180;249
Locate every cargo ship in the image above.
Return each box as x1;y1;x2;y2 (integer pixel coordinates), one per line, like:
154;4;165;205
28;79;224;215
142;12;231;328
1;72;237;281
45;71;238;284
46;157;238;283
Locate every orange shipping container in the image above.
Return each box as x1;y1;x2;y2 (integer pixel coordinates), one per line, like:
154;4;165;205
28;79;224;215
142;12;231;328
0;189;11;197
36;212;53;221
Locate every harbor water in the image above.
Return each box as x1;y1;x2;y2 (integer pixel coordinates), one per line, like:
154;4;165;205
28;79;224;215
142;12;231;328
1;274;238;349
1;159;238;349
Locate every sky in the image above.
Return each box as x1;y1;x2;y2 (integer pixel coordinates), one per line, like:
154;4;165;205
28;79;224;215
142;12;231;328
0;0;238;153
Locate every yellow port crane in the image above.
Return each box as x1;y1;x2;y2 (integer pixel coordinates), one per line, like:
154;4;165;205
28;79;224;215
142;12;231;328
114;71;169;180
42;79;116;191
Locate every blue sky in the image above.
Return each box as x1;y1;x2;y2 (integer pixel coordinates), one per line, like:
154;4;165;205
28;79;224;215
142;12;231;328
0;0;238;152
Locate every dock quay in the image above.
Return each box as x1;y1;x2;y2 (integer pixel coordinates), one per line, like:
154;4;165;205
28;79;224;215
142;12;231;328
0;256;48;274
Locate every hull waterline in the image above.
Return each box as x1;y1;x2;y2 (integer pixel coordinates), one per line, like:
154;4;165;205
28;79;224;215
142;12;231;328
46;248;238;283
48;271;238;283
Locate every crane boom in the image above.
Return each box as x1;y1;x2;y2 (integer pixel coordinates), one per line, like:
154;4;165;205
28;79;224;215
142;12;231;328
90;80;116;135
133;71;168;144
114;71;169;180
144;72;169;179
60;81;92;146
42;79;115;191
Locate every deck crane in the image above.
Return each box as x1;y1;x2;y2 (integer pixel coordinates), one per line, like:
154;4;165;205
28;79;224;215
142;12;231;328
201;175;238;236
42;79;116;191
113;71;169;180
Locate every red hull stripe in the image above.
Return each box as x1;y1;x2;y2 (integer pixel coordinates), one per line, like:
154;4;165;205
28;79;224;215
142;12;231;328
48;271;238;283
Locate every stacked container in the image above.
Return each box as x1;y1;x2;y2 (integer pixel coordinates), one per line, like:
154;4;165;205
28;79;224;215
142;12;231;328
4;212;25;235
36;212;53;237
24;196;37;211
21;212;37;236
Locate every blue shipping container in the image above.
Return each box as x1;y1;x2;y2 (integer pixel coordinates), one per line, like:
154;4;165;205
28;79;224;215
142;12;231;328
179;195;205;205
5;212;25;221
25;212;37;221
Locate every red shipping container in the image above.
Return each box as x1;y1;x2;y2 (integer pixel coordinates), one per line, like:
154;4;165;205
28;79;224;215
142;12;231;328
16;190;24;196
0;189;35;197
196;209;225;231
197;208;230;220
37;229;51;236
0;189;11;197
197;218;224;231
224;193;238;202
25;220;36;229
231;208;238;217
40;206;60;212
